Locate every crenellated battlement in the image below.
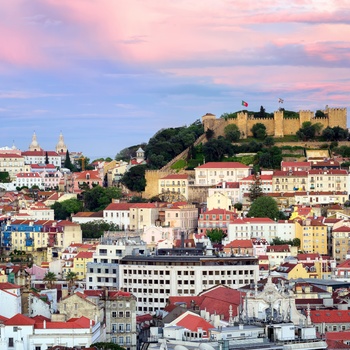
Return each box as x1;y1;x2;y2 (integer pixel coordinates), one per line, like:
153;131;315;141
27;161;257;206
201;106;347;139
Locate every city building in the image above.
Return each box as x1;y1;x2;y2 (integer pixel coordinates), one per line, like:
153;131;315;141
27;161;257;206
119;253;259;314
194;162;251;186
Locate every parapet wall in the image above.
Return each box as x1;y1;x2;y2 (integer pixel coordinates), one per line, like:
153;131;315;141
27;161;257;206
202;107;347;138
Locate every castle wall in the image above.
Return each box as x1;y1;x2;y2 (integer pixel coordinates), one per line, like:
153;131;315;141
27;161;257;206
144;170;170;199
283;118;299;135
246;118;275;137
327;108;347;128
201;107;347;139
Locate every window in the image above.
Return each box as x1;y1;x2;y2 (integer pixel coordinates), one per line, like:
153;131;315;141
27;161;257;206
119;337;124;345
119;323;124;332
8;338;14;347
112;311;117;318
119;311;124;317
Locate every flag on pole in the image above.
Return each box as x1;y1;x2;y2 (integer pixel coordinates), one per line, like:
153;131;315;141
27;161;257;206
278;98;284;103
242;100;248;107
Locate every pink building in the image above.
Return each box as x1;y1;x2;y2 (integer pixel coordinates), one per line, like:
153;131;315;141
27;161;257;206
72;170;103;192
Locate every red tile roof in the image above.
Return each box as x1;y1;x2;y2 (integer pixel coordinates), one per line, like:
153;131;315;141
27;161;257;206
5;313;35;326
161;174;189;180
75;251;93;259
176;312;213;335
224;239;253;249
0;282;21;290
196;162;250;169
310;310;350;323
104;203;134;211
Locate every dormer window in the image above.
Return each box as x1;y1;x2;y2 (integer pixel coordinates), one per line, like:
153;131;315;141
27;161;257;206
86;173;90;180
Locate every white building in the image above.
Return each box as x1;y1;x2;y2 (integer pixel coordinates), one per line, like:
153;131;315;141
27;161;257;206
0;314;103;350
103;202;133;230
15;172;43;189
226;218;277;243
22;150;62;167
86;236;147;290
0;282;22;318
207;182;241;208
194;162;251;186
120;254;259;314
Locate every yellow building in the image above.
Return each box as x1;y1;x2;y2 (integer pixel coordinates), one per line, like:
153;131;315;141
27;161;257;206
158;174;189;200
274;262;310;279
3;219;82;266
295;219;327;254
0;152;30;180
332;226;350;262
72;251;94;280
129;203;160;231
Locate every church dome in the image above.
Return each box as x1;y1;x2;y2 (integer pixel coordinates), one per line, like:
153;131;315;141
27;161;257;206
56;132;67;154
29;132;41;151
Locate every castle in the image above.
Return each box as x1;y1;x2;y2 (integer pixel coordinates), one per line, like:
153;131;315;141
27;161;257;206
143;107;347;200
202;107;347;138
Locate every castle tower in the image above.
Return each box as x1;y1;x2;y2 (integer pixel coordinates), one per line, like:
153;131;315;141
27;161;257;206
236;111;248;139
327;108;347;129
29;132;41;151
299;110;314;128
201;113;216;132
56;132;67;154
274;110;284;138
136;147;145;163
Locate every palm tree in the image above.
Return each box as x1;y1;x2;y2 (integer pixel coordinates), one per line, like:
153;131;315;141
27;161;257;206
66;271;78;293
43;271;57;289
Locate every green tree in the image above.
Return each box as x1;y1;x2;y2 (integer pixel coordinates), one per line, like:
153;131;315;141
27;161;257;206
205;128;214;140
64;150;74;171
256;146;282;169
292;238;301;247
297;121;323;141
91;342;125;350
51;198;83;220
251;123;267;139
206;228;227;243
120;165;147;193
202;138;234;162
263;136;275;147
322;127;335;141
83;186;122;211
247;196;279;220
66;271;79;292
81;220;120;239
224;124;241;142
233;202;243;211
43;271;57;289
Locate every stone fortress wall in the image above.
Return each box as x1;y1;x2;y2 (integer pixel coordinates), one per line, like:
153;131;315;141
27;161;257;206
144;107;347;200
202;107;347;139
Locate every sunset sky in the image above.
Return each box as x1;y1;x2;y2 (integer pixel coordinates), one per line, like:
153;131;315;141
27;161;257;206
2;0;350;160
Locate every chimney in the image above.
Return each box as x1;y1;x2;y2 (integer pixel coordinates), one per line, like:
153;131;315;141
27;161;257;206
43;320;46;329
181;231;185;248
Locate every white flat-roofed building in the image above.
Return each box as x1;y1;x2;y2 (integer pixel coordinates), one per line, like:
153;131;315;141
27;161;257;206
86;235;147;290
103;202;133;230
195;162;251;186
119;254;259;314
15;172;44;189
22;150;62;167
226;217;278;243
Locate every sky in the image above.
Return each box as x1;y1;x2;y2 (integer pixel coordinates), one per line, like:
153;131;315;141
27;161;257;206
2;0;350;160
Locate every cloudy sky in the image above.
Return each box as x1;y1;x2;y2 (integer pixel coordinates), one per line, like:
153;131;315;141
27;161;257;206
2;0;350;160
